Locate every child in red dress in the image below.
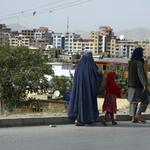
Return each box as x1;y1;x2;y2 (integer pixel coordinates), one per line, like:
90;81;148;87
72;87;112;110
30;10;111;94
101;71;126;126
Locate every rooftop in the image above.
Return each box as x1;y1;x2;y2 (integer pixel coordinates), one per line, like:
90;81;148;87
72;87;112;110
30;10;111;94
95;58;129;64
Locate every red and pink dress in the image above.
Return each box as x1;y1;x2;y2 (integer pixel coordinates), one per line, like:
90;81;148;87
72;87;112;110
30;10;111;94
102;72;124;121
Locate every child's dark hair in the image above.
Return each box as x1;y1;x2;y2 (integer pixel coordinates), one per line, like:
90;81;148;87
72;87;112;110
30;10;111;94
113;72;116;76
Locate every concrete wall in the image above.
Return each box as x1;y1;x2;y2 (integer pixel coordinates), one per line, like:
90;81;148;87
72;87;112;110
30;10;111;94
97;98;129;111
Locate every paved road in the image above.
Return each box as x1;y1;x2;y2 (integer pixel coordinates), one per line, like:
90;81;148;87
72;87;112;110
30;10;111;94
0;121;150;150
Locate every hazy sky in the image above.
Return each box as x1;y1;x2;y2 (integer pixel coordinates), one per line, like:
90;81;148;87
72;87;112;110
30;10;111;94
0;0;150;33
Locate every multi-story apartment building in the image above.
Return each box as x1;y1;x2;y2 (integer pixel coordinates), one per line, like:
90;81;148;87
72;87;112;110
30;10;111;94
21;29;36;38
90;26;116;55
9;34;31;47
9;33;51;48
29;39;51;48
52;33;65;49
73;38;94;54
34;27;53;43
0;24;11;33
138;39;150;57
115;39;138;58
52;32;80;52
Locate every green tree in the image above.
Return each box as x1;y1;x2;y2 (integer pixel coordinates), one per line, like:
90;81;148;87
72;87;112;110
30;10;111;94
97;71;107;98
75;53;81;59
107;53;110;58
0;45;54;108
97;69;128;98
148;64;150;72
50;71;73;95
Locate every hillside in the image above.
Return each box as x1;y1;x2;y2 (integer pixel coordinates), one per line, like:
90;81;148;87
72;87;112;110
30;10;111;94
115;28;150;41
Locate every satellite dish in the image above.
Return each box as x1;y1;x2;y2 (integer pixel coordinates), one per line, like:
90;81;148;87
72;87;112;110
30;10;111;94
54;90;60;97
120;35;124;40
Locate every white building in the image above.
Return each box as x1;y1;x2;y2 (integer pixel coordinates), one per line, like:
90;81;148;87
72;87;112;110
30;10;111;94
45;63;75;81
115;40;138;57
34;27;53;42
52;32;80;52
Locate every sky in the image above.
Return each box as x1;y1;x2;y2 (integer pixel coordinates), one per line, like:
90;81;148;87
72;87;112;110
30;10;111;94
0;0;150;33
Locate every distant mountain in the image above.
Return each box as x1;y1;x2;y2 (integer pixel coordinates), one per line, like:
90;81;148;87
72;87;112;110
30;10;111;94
72;30;90;39
115;28;150;41
5;24;150;41
7;24;29;32
73;28;150;41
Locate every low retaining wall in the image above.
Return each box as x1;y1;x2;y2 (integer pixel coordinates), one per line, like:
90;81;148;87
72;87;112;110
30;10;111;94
97;98;129;111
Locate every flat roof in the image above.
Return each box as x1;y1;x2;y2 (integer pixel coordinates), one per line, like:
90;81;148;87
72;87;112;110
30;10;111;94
95;58;148;64
95;58;129;64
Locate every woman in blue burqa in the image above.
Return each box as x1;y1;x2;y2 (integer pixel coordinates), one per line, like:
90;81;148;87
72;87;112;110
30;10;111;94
128;47;149;123
67;51;103;126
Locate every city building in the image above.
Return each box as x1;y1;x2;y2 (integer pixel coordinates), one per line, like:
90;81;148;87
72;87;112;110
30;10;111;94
0;32;9;46
0;24;11;33
21;29;36;38
0;24;11;46
9;34;31;47
34;27;53;43
29;46;62;59
90;26;116;55
138;39;150;58
52;32;80;52
73;38;94;54
29;39;51;48
115;39;138;58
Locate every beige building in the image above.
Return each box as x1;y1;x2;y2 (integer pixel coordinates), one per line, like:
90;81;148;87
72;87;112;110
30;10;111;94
9;35;31;47
90;26;116;55
73;38;94;54
138;40;150;58
21;29;36;38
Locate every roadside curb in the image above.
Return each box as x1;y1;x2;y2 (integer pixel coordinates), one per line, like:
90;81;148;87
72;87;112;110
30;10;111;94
0;114;150;127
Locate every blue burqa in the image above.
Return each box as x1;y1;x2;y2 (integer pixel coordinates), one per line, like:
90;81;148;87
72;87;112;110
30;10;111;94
67;51;103;123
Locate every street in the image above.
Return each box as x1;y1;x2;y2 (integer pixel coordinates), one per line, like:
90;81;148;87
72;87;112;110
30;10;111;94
0;121;150;150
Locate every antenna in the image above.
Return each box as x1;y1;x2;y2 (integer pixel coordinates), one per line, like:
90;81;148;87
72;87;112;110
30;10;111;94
67;17;69;34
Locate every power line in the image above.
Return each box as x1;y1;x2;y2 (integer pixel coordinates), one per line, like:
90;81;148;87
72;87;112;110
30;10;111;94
0;0;64;18
0;0;92;21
